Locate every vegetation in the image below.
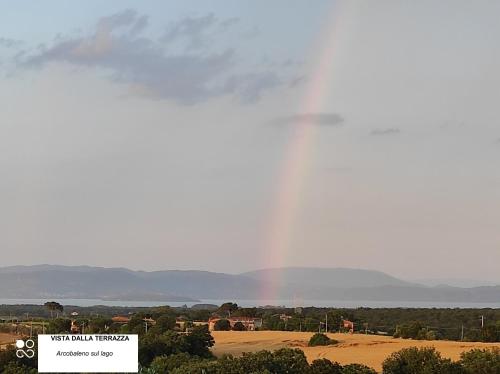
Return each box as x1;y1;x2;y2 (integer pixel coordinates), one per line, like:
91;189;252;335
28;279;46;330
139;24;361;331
232;321;246;331
213;319;231;331
308;333;338;347
382;347;464;374
1;302;500;373
0;303;498;342
46;318;71;334
342;363;378;374
43;301;63;318
0;345;37;373
460;347;500;374
0;302;499;372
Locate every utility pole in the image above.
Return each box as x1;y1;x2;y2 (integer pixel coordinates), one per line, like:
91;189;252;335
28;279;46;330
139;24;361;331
480;315;484;328
145;321;148;333
461;324;464;341
30;318;33;338
325;314;328;333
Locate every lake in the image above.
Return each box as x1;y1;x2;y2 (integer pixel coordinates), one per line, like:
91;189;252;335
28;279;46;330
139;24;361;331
0;298;499;308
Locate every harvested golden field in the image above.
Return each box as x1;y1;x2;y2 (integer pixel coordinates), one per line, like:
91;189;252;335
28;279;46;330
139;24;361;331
212;331;500;372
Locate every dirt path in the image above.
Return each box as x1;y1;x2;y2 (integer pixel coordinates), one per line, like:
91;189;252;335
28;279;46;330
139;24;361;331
212;331;500;372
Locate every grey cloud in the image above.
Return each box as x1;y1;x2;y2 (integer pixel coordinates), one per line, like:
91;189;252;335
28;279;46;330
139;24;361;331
16;10;286;105
0;37;22;48
369;128;400;136
271;113;344;126
161;13;238;50
97;9;145;32
225;71;281;103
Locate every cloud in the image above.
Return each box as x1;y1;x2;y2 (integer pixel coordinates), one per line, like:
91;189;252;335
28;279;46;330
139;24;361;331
271;113;344;126
0;37;22;48
16;10;286;105
161;13;238;51
440;120;465;130
369;128;400;136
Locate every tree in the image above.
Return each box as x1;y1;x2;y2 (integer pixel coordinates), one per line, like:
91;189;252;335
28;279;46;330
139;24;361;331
214;319;231;331
2;362;38;374
125;315;147;335
217;302;239;317
0;345;37;373
238;348;310;374
87;317;112;333
170;360;218;374
460;348;500;374
138;331;180;366
308;333;337;347
310;358;342;374
382;347;461;374
480;325;500;343
44;301;63;318
342;363;378;374
393;321;426;339
182;325;214;358
150;353;202;373
150;315;176;334
46;318;71;334
233;321;246;331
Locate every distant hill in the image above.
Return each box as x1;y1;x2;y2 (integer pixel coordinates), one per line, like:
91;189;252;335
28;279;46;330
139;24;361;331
0;265;499;303
241;267;419;288
411;278;500;288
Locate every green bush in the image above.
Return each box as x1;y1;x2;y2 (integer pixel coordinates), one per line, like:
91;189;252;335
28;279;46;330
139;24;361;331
308;333;338;347
214;319;231;331
170;348;310;374
2;362;38;374
310;358;342;373
150;353;201;373
382;346;462;374
460;347;500;374
232;321;246;331
342;363;378;374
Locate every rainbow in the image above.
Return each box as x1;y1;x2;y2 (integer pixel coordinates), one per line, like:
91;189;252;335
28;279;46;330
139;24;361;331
260;3;345;301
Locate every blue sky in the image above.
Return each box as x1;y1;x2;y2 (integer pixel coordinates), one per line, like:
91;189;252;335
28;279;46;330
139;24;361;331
1;1;499;282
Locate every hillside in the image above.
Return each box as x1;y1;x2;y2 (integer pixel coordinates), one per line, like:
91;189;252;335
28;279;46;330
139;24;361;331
241;267;418;288
0;265;499;303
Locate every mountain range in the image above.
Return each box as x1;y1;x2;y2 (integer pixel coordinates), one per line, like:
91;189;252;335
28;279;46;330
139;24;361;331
0;265;499;303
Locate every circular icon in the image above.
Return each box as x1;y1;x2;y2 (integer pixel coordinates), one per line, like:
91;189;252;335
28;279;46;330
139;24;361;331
25;339;35;349
15;340;25;349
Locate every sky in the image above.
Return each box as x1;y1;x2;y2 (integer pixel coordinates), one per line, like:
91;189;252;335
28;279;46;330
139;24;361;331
1;1;499;281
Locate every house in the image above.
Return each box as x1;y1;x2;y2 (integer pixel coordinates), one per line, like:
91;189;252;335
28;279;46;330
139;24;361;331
112;316;131;324
175;317;187;330
208;317;262;331
342;319;354;333
111;316;156;325
279;314;292;322
70;320;80;334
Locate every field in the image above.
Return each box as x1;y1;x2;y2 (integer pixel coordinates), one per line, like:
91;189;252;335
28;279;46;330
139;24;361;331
0;333;20;350
212;331;500;372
